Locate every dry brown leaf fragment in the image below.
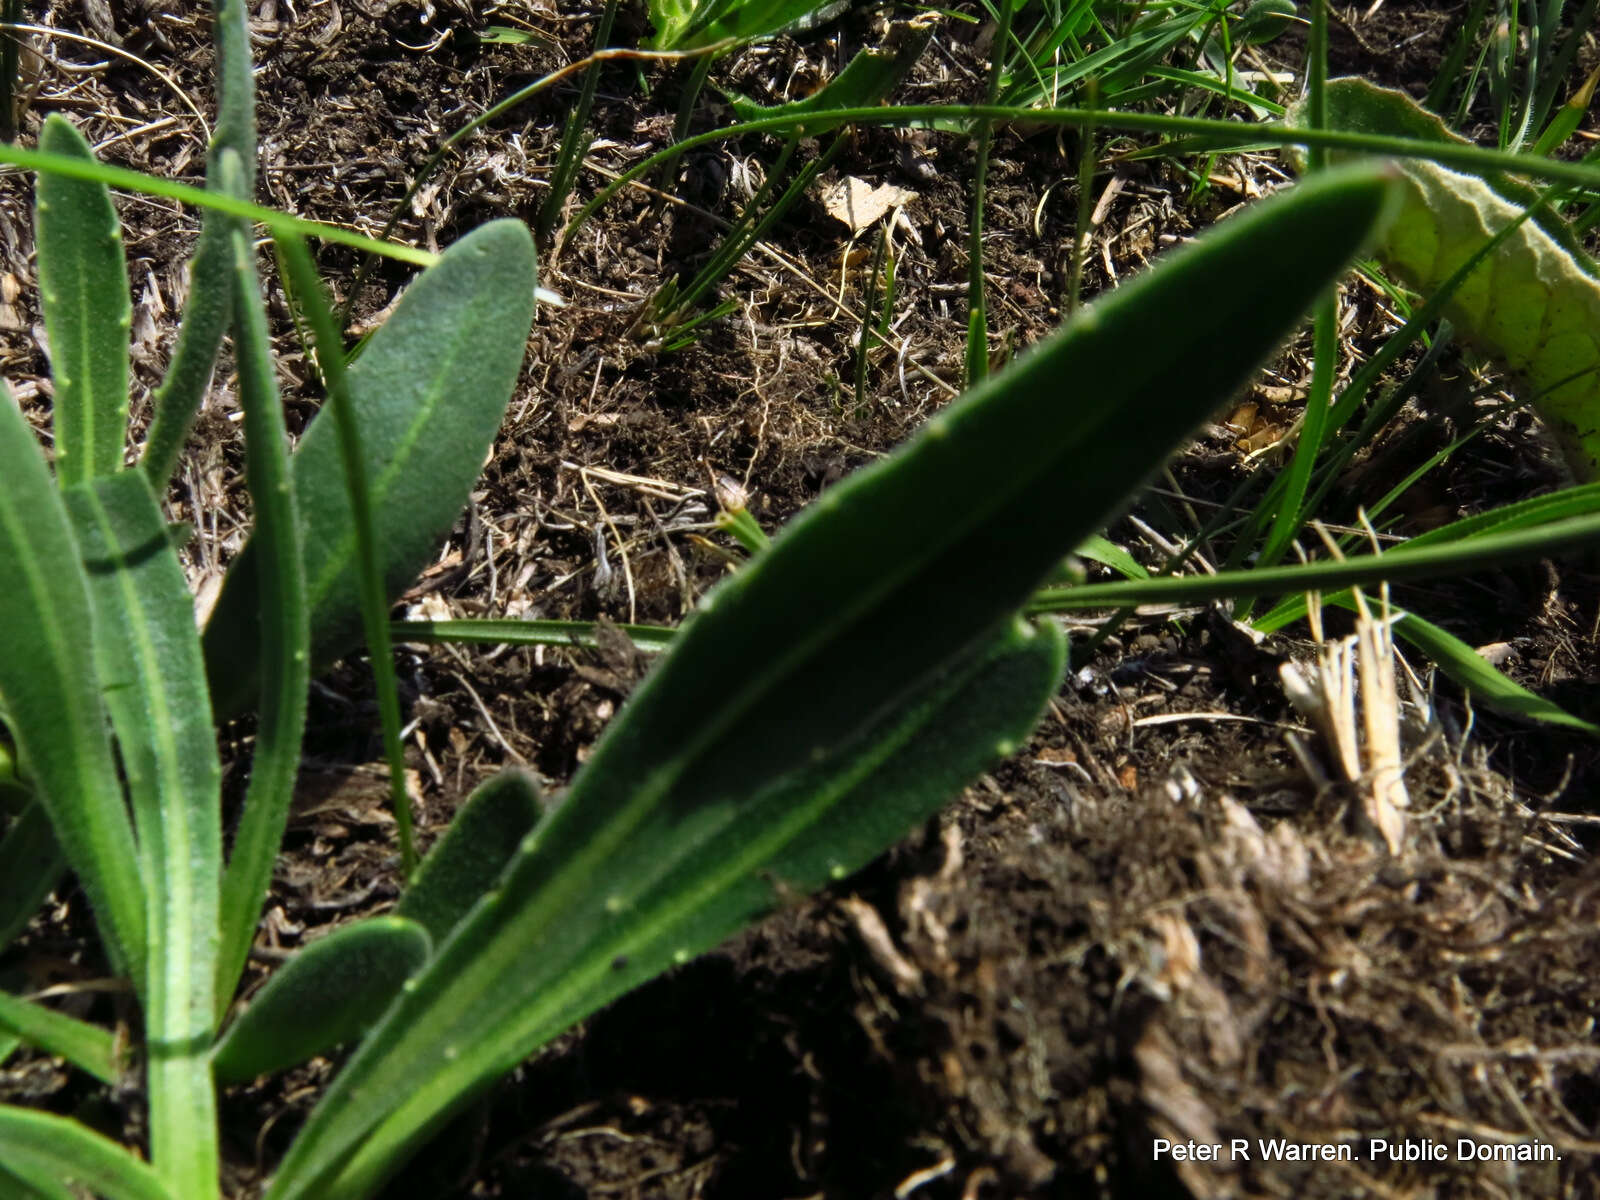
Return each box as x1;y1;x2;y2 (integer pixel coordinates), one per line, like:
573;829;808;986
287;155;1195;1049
821;176;916;232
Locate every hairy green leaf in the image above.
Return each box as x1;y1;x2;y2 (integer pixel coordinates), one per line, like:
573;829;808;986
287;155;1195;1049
212;917;431;1084
141;0;260;487
35;114;131;485
265;165;1398;1200
272;617;1063;1200
275;231;421;874
64;470;221;1190
203;219;537;718
395;771;543;946
213;158;311;1030
140;213;231;490
0;386;144;981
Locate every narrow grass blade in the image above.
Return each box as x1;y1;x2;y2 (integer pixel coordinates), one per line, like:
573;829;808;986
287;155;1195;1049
964;0;1017;388
716;506;769;554
1075;534;1149;581
0;1108;175;1200
1030;512;1600;611
0;989;120;1085
63;471;220;1194
395;771;543;945
265;165;1398;1200
203;220;537;719
212;917;430;1084
535;0;618;244
34;114;130;484
560;102;1600;254
1254;483;1600;634
0;387;144;981
0;801;65;953
1390;607;1597;734
392;618;675;655
214;153;311;1024
0;0;21;144
0;142;436;267
1530;61;1600;159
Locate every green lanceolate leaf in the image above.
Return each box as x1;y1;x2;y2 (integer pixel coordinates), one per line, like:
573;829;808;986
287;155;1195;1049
395;771;543;946
0;988;121;1085
142;0;259;488
264;165;1398;1200
35;114;131;485
0;801;66;954
212;917;431;1084
0;1108;175;1200
213;155;311;1029
451;618;1067;1071
1295;78;1600;479
271;619;1064;1200
63;470;221;1194
202;219;537;719
0;386;144;981
140;206;231;491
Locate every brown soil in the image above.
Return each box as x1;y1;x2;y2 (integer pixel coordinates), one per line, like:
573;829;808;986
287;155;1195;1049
3;3;1600;1198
